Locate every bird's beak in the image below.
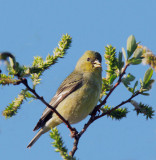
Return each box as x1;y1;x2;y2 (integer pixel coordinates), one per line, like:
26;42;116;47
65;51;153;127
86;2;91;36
93;59;101;68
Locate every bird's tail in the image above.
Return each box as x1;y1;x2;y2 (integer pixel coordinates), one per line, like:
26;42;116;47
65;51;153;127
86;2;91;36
27;129;44;148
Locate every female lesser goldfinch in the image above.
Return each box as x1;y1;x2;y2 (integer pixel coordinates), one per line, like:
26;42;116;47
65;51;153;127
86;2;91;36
27;51;102;148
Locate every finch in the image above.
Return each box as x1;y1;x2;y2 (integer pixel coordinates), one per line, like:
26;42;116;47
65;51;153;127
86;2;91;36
27;50;102;148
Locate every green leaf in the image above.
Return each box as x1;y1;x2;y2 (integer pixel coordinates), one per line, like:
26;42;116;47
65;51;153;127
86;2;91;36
140;92;150;96
128;58;142;65
133;48;143;59
140;79;143;87
143;67;153;85
117;52;124;72
122;73;135;92
127;87;134;93
143;79;155;91
127;73;135;81
8;57;16;69
109;74;117;84
127;35;137;59
122;73;135;85
133;81;138;93
122;47;127;61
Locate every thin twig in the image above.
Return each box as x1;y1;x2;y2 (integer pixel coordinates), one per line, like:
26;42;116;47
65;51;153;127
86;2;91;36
18;63;135;158
95;91;140;120
70;91;140;157
69;135;80;156
69;63;130;157
20;78;76;134
96;63;129;110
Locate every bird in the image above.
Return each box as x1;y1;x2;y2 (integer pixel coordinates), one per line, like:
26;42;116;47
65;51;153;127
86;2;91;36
27;50;102;148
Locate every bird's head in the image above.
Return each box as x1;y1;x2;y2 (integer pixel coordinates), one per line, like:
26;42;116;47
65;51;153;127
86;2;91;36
75;51;102;73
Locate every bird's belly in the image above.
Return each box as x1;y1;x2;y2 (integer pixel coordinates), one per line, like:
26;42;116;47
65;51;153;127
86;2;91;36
51;83;101;125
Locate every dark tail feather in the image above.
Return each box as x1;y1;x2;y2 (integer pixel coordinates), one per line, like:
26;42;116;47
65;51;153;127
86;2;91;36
27;129;43;148
33;119;42;131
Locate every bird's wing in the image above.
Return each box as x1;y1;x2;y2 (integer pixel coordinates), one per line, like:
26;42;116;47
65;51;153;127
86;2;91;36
33;71;83;131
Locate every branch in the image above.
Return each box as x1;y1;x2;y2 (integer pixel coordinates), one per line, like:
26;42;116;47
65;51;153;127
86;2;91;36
20;78;77;134
2;89;35;118
69;91;140;157
69;63;130;157
95;91;140;120
96;63;129;110
0;74;21;85
69;135;79;157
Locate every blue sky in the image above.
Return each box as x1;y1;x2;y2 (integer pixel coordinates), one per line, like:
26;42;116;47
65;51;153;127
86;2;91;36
0;0;156;160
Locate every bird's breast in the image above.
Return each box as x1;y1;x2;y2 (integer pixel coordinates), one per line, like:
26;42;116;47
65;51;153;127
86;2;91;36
52;76;102;124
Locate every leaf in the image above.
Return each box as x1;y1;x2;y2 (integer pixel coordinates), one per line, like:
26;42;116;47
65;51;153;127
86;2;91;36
133;81;138;93
127;35;137;59
140;79;143;87
143;79;155;91
9;57;16;69
143;68;153;85
140;92;150;96
128;57;142;65
118;52;123;71
123;73;135;82
109;74;117;84
133;48;143;59
122;47;127;61
127;87;133;93
122;73;135;91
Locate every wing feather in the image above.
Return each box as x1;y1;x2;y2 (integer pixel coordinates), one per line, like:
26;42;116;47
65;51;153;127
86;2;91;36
33;71;83;131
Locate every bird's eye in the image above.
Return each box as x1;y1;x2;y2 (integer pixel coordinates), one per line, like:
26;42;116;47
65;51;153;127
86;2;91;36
87;58;90;61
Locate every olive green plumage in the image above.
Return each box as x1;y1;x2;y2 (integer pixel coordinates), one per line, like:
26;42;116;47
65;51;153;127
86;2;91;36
27;50;102;148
